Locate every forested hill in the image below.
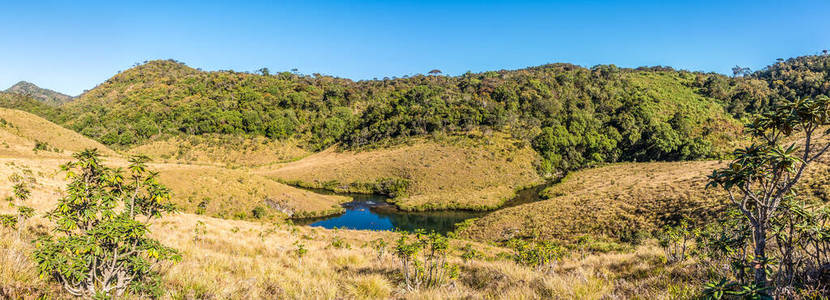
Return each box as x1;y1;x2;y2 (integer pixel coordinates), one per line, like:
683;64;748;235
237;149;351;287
4;55;828;174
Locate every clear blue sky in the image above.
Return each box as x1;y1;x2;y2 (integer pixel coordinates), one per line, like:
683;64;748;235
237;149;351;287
1;0;828;96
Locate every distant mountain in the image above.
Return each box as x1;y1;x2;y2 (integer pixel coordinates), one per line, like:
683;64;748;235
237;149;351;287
3;81;73;106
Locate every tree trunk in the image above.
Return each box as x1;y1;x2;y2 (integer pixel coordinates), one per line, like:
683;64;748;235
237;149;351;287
753;224;768;289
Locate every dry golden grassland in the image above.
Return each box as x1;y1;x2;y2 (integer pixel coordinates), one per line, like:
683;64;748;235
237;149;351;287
0;156;348;221
0;108;346;219
256;133;544;211
127;134;309;167
461;160;730;243
0;202;706;299
0;122;731;299
0;120;708;298
462;133;830;244
152;163;348;219
0;108;117;157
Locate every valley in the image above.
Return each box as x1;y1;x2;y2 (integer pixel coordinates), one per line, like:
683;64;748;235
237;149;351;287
1;53;829;299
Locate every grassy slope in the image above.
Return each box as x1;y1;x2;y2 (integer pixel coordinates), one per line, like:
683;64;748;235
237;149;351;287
256;133;544;211
461;133;830;244
0;108;345;219
1;214;706;299
127;134;309;167
152;163;347;219
0;107;117;157
460;160;729;243
0;167;705;299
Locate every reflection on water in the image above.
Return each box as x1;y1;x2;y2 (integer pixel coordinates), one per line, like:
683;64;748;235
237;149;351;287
293;185;547;234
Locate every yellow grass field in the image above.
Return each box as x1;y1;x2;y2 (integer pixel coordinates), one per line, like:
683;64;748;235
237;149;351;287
0;115;707;298
0;108;346;219
460;160;730;243
0;108;117;157
152;163;348;219
127;134;310;167
461;133;830;244
256;133;544;211
0;175;705;300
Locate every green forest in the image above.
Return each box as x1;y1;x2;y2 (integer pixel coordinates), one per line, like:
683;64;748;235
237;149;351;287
3;55;829;175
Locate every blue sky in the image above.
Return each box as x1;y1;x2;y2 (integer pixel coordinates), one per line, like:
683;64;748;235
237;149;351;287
1;0;828;96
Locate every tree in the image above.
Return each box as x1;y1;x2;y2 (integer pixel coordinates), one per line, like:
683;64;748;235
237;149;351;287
33;149;180;298
394;230;457;290
0;174;34;237
708;96;830;292
732;65;751;77
428;69;442;75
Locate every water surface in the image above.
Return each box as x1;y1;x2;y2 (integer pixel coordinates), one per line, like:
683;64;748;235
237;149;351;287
295;184;547;234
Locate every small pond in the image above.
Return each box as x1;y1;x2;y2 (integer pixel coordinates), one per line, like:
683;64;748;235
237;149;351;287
294;184;548;234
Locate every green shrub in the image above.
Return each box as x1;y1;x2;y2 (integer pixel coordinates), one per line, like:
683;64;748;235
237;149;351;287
251;205;267;219
32;150;180;298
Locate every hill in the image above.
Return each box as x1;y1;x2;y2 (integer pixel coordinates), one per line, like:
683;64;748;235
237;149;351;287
49;60;742;170
152;162;348;219
0;108;345;220
0;58;760;212
459;160;728;243
460;131;830;244
3;81;73;105
0;107;116;157
257;133;543;211
127;134;310;167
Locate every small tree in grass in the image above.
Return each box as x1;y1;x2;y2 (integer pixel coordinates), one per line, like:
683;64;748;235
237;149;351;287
394;230;458;290
294;241;308;266
708;96;830;293
395;233;420;290
657;219;693;263
0;174;34;237
193;220;207;244
371;238;387;262
33;149;180;298
460;243;481;264
508;238;566;273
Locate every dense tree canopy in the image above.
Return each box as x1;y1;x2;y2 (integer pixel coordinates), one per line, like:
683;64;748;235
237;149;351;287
4;55;829;175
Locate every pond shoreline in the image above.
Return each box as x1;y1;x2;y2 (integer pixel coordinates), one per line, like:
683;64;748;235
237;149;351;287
287;180;558;234
282;174;562;216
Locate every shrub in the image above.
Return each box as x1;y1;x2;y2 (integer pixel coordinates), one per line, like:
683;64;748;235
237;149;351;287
371;238;387;261
0;175;34;237
460;243;481;264
32;140;49;152
193;220;207;243
251;205;267;219
656;220;693;263
508;238;566;273
32;150;180;298
330;234;351;249
394;230;458;290
295;242;308;265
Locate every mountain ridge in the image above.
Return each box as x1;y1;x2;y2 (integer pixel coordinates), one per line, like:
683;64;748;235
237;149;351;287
3;80;73;106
